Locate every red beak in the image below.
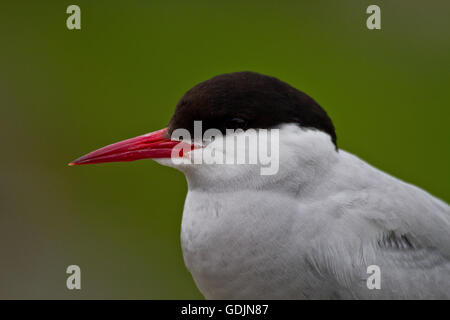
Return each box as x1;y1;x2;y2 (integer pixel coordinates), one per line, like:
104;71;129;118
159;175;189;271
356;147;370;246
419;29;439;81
69;128;186;166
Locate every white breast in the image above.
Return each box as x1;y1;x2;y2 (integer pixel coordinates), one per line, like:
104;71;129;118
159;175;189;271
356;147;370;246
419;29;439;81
181;189;316;299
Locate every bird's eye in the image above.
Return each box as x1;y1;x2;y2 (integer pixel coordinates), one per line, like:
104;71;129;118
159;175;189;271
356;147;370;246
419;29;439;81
225;117;248;130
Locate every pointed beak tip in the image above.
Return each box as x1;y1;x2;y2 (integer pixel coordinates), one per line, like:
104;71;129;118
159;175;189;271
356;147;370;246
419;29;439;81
67;127;180;166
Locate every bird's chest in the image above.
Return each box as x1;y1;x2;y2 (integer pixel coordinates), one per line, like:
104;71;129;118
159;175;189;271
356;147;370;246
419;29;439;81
180;189;307;299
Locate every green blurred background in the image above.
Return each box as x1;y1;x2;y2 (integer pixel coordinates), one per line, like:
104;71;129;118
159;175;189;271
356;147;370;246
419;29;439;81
0;0;449;299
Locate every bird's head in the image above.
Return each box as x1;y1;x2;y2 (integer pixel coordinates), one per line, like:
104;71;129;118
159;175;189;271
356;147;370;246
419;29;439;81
70;71;338;190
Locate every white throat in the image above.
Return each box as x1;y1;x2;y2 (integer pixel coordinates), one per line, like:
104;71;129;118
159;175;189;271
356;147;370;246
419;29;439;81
157;124;338;194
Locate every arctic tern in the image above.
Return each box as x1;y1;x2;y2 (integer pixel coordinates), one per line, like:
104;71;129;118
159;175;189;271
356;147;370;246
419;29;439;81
70;71;450;299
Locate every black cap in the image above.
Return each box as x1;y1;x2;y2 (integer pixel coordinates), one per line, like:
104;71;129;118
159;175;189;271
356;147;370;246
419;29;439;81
168;71;337;148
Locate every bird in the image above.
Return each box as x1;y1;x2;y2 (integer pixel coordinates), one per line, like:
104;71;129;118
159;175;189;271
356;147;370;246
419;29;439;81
70;71;450;299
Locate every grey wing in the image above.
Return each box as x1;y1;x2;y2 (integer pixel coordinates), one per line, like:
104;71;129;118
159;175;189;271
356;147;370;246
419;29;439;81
304;177;450;299
346;180;450;299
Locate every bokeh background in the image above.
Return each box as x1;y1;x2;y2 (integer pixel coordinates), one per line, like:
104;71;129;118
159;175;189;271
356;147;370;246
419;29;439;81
0;0;449;299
